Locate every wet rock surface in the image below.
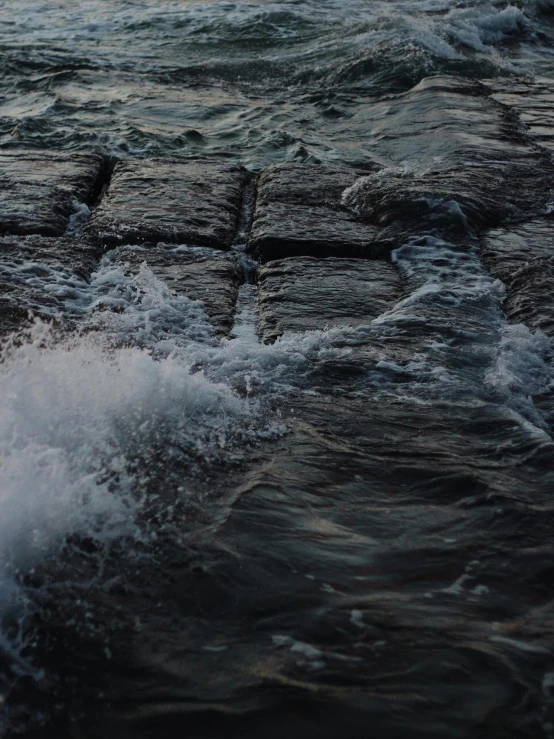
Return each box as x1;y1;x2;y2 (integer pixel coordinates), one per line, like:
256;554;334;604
0;151;104;237
483;77;554;153
257;256;401;342
481;220;554;336
341;77;553;243
5;72;554;739
86;160;247;249
113;245;241;335
0;235;103;336
249;163;384;261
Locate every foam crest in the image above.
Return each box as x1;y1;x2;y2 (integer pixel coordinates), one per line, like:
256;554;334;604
0;259;350;649
485;324;554;428
444;5;528;52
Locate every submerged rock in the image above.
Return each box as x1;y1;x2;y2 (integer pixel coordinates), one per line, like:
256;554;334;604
0;234;102;278
86;160;247;249
482;76;554;153
0;279;64;336
0;235;103;337
113;245;241;335
0;150;104;237
249;163;384;261
481;219;554;335
341;76;552;243
257;256;401;342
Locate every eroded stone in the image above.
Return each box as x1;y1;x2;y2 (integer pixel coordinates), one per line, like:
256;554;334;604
482;77;554;152
0;234;102;337
249;163;383;262
481;219;554;334
113;245;241;335
257;256;401;342
0;150;104;237
341;76;552;243
87;160;246;248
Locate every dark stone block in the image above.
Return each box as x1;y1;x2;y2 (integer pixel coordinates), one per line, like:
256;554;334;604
482;77;554;152
0;234;102;278
113;245;241;335
0;279;64;336
0;150;104;237
249;163;383;262
342;76;552;242
86;160;247;249
481;219;554;334
257;256;401;342
255;163;373;207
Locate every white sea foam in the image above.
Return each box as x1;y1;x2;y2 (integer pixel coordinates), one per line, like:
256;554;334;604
443;5;528;52
2;233;554;684
0;264;256;674
485;324;554;429
0;257;351;653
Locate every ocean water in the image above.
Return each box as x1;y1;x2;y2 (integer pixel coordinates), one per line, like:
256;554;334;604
2;1;554;737
0;0;553;165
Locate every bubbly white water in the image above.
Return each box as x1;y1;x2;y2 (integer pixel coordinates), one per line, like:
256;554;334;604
0;256;349;662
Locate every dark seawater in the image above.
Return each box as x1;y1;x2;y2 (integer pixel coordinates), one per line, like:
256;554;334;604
1;0;554;165
2;1;554;737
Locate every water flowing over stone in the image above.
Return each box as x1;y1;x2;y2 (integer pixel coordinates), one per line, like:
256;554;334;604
0;151;104;237
3;1;554;737
0;235;103;335
258;256;401;342
341;76;554;243
249;163;384;261
86;160;246;248
113;245;241;336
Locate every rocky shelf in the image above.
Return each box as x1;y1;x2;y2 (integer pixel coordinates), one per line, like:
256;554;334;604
3;74;554;739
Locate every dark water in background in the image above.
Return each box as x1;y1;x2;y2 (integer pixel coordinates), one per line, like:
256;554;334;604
3;1;554;737
1;0;554;166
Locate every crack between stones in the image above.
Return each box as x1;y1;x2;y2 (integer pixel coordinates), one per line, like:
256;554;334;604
88;155;117;212
229;170;261;342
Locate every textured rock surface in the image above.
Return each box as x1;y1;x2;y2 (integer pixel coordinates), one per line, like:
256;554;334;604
483;77;554;152
114;245;241;335
87;160;246;248
249;163;383;261
0;234;102;277
8;75;554;739
0;150;104;237
342;77;552;244
0;279;63;336
481;219;554;334
258;256;401;342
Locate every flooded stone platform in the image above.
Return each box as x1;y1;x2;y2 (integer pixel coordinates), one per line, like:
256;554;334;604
2;73;554;739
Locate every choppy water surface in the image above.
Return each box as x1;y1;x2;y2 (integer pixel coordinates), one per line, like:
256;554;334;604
2;0;554;737
0;0;553;164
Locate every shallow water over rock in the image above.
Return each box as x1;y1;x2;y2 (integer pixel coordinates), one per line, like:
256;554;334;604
2;1;554;738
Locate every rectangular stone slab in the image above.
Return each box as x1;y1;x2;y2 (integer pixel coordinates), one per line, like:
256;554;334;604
257;256;401;342
0;234;102;278
0;150;104;237
113;245;241;335
86;160;246;249
0;234;103;337
249;163;383;262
